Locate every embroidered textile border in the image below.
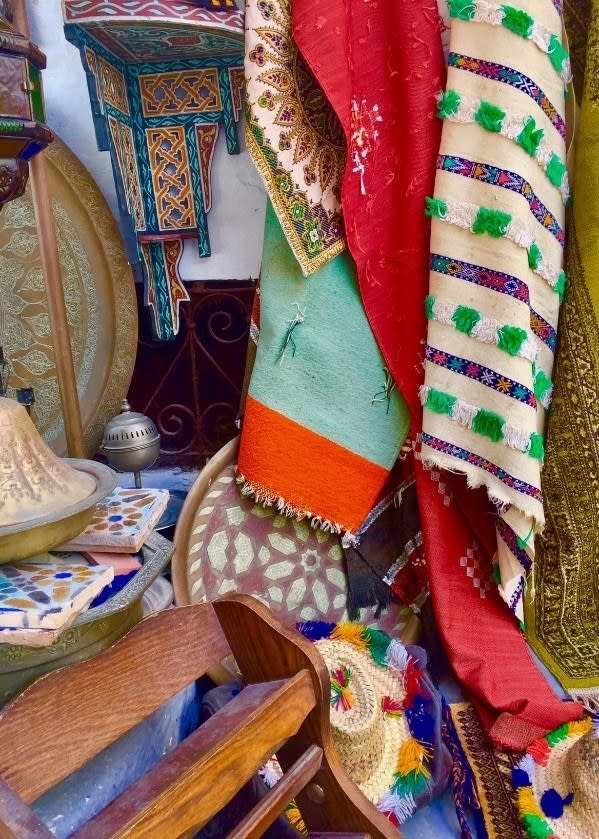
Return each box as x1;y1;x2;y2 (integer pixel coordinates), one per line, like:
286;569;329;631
420;432;543;502
437;155;564;246
450;703;526;839
448;53;566;140
245;114;345;275
496;516;533;571
430;254;557;352
425;345;536;407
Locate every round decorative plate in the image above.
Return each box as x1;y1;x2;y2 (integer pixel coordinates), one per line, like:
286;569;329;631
0;135;137;456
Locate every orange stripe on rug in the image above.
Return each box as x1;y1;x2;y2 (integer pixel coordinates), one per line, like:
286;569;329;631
238;396;388;534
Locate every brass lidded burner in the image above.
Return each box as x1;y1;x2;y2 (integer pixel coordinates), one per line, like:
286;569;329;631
101;399;160;488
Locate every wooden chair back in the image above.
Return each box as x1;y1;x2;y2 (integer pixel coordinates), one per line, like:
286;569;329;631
0;594;400;838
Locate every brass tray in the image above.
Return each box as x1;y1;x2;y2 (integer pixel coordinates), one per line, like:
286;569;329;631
0;135;137;456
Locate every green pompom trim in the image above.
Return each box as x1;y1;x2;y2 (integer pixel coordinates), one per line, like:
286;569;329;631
497;325;527;356
555;272;567;301
472;207;512;238
475;100;505;133
447;0;475;20
425;197;448;219
437;89;461;119
501;5;533;37
533;368;553;402
546;722;570;746
527;242;542;270
471;408;505;443
528;433;545;461
520;814;554;838
452;305;481;335
546;153;567;188
517;117;544;157
425;387;457;416
424;295;436;320
548;33;569;74
492;563;502;585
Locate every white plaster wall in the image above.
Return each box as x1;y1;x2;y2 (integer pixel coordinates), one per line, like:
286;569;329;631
25;0;266;279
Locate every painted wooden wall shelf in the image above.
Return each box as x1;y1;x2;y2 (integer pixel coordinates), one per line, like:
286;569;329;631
62;0;245;341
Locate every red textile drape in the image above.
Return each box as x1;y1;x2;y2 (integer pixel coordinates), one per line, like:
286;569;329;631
293;0;583;748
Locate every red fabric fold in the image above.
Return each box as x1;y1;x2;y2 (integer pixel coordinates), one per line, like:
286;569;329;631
415;461;583;750
293;0;444;425
293;0;583;749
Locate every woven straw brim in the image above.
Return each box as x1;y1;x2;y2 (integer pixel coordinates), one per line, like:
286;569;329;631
316;638;411;807
532;733;599;839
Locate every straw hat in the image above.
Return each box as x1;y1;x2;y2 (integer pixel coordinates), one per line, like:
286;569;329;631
299;621;449;826
512;716;599;839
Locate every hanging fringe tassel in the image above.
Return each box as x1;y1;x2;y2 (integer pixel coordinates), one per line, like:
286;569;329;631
235;471;357;545
378;791;417;826
382;695;404;717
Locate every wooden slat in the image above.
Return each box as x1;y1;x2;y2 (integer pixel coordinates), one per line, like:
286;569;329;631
0;778;53;839
228;744;323;839
71;670;316;839
308;834;372;838
0;603;230;803
214;595;403;839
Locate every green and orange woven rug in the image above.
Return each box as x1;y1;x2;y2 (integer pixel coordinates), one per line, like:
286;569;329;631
237;202;409;540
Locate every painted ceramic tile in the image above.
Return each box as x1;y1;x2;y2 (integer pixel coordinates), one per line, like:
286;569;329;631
0;624;62;648
56;488;169;553
0;560;114;630
83;551;142;574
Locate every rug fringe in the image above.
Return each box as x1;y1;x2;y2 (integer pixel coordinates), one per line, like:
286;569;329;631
567;688;599;713
236;472;357;546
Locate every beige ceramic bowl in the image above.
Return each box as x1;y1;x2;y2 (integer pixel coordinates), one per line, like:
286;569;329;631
0;459;117;562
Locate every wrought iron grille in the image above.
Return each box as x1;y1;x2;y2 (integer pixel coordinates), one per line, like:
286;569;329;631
127;279;255;466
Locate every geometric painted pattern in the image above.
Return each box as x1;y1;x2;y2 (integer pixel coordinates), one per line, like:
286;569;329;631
146;126;196;230
183;463;413;635
98;55;129;115
139;69;221;117
81;24;243;62
195;123;219;212
63;0;244;29
228;66;244;122
108;116;146;229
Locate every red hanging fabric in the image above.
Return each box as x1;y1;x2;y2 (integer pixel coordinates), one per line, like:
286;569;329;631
293;0;584;748
415;461;583;750
293;0;444;425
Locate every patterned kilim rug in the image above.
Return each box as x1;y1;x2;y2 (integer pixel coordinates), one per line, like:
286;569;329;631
421;0;570;622
244;0;345;275
450;702;526;839
525;0;599;711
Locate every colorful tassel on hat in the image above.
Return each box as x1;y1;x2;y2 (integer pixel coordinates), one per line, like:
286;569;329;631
392;737;433;797
513;718;592;838
403;656;425;704
363;627;392;666
296;620;336;640
378;791;417;826
285;801;307;835
382;695;404;717
330;666;355;712
330;622;369;651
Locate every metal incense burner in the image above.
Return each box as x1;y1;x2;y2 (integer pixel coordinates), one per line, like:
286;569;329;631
101;399;160;488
